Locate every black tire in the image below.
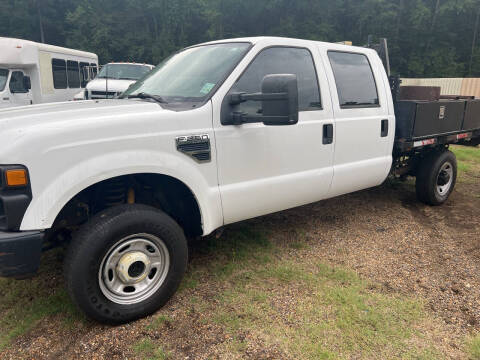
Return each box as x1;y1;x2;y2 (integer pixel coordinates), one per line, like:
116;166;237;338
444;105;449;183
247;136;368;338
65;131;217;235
415;149;457;206
64;204;188;324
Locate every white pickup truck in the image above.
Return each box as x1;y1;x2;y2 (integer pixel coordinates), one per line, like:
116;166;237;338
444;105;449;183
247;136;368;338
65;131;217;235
1;37;479;324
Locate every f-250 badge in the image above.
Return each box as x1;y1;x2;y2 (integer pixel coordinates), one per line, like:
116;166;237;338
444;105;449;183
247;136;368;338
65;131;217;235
175;134;211;163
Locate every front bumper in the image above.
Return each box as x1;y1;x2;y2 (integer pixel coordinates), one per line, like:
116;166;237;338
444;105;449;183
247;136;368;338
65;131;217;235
0;231;44;278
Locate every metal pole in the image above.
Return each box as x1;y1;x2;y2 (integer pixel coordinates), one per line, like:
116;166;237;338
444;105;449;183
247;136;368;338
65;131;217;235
381;38;391;77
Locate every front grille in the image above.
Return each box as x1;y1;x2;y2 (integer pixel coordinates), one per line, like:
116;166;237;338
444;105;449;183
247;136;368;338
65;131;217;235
90;91;118;99
0;198;5;229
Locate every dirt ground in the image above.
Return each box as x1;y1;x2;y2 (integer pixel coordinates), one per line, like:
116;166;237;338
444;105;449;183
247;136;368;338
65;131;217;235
0;146;479;359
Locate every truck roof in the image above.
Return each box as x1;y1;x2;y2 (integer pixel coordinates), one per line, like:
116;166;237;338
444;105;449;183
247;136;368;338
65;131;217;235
194;36;377;55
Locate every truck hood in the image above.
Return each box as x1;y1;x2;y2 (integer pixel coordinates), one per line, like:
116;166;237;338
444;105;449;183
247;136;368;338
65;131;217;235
0;99;159;129
0;99;165;161
86;78;136;93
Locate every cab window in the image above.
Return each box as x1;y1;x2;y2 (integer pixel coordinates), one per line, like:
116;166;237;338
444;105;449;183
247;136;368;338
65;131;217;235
328;51;379;108
229;47;322;115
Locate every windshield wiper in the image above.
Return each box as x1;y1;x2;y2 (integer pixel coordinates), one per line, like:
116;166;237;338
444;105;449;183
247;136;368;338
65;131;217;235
126;92;168;104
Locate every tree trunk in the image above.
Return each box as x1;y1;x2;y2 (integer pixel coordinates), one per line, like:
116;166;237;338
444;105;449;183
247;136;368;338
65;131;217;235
35;0;45;43
469;4;480;76
395;0;405;41
425;0;441;54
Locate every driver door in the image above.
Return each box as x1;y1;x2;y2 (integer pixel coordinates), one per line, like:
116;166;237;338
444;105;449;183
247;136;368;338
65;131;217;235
212;45;335;225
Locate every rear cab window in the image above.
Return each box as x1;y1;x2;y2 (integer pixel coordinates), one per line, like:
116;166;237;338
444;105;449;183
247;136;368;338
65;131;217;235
327;51;379;109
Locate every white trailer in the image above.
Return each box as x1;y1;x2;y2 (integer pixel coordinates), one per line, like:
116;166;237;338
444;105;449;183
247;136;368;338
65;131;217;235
0;37;98;109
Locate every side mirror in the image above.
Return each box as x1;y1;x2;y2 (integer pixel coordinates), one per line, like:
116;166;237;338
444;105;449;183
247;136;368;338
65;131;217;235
23;76;31;90
227;74;299;126
261;74;298;126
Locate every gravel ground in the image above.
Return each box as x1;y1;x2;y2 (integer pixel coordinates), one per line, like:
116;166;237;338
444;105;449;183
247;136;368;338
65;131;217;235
0;169;479;359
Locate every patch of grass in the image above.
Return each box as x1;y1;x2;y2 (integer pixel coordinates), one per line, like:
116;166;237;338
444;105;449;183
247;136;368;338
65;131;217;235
452;145;480;178
467;333;480;360
194;225;274;279
451;145;480;162
0;250;84;350
262;262;312;283
210;259;438;359
133;338;170;360
0;286;82;350
457;161;472;173
178;273;199;292
184;227;442;358
289;228;308;249
147;314;173;330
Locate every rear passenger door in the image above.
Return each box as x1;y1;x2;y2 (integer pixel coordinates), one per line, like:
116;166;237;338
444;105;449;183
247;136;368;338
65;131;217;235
322;49;392;197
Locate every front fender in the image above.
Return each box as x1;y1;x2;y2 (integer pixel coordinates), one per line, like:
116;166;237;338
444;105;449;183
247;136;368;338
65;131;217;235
20;150;223;236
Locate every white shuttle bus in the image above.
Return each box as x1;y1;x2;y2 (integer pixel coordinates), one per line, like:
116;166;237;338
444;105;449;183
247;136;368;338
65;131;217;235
0;37;98;109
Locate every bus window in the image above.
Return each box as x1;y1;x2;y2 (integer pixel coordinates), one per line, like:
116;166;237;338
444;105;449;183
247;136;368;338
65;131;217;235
52;59;67;89
90;63;98;78
67;60;80;88
79;62;89;87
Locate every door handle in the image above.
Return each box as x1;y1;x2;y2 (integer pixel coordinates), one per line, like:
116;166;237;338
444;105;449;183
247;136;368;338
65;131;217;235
323;124;333;144
381;119;389;137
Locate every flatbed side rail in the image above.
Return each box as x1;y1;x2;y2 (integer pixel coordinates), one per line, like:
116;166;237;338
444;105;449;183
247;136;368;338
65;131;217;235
394;128;480;155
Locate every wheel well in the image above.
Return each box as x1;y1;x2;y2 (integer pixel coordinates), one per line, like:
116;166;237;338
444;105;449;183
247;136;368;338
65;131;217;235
50;174;203;240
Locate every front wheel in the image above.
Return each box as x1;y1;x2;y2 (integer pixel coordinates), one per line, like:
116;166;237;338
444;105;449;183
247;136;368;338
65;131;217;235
415;149;457;206
64;204;188;324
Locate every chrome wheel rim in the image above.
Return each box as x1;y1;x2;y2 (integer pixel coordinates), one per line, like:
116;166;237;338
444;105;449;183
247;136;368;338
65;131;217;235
436;162;453;196
98;233;170;305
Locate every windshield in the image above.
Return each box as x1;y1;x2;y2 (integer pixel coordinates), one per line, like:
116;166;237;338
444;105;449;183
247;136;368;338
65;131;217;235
0;69;8;92
122;42;251;103
97;64;152;80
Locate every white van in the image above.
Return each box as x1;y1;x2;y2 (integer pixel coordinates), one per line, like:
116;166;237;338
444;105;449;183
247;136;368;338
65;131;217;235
77;62;154;100
0;37;98;109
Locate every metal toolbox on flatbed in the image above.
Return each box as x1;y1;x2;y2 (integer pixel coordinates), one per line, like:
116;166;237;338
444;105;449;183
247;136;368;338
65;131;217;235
394;100;466;140
463;100;480;130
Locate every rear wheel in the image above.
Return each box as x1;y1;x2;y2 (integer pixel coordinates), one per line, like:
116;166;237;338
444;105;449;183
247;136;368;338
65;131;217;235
415;149;457;206
64;204;188;324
